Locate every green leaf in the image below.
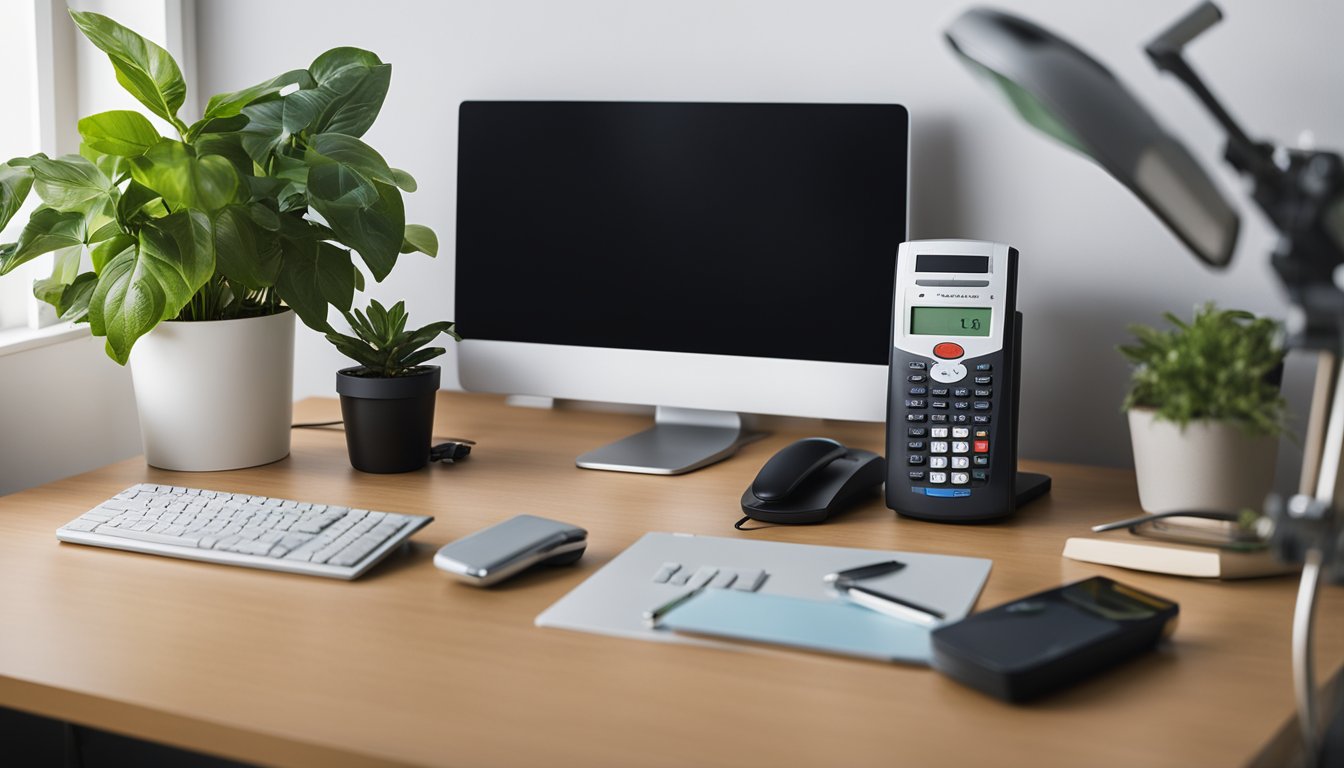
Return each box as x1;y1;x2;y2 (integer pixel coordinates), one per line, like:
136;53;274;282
130;139;242;213
238;92;328;162
27;154;115;212
214;205;281;289
92;233;136;273
58;272;98;323
390;168;417;193
0;160;35;232
400;224;438;256
88;211;214;364
309;171;403;281
193;132;254;178
115;180;164;228
2;208;87;275
78;110;161;157
202;68;314;121
310;47;383;83
274;237;356;332
32;245;84;307
316;64;390;138
69;11;187;130
305;133;397;185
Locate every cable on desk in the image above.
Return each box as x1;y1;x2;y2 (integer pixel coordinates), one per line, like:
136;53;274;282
290;421;477;464
734;515;772;531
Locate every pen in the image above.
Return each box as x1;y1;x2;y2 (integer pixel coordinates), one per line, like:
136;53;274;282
823;560;907;585
643;583;710;627
842;583;945;626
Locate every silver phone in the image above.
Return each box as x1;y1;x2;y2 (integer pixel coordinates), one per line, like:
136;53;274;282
433;515;587;586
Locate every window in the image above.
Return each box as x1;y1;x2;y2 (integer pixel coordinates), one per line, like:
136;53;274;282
0;0;194;335
0;0;43;330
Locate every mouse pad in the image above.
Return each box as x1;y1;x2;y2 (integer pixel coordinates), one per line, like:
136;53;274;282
535;532;992;664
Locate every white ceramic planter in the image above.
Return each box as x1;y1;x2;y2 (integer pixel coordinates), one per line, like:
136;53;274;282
1127;407;1277;514
129;311;295;471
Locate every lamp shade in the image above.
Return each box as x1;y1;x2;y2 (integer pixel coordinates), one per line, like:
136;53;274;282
946;7;1239;267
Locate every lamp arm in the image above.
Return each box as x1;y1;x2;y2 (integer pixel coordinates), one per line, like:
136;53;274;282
1144;2;1276;181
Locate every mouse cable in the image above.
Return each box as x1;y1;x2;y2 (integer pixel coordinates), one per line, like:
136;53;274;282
733;515;774;531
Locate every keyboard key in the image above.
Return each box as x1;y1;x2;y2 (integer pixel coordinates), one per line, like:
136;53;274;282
929;457;948;469
951;472;969;485
732;569;766;592
975;363;992;371
974;440;990;453
952;441;969;454
686;566;719;589
930;414;948;423
930;428;949;438
974;376;992;385
928;472;947;484
708;571;738;589
930;441;949;454
951;457;969;469
652;563;682;583
952;428;969;439
907;427;927;438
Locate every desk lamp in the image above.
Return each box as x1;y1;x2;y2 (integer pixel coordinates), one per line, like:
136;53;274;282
946;3;1344;762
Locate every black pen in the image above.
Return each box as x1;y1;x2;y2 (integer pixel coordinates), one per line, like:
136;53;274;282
823;560;907;585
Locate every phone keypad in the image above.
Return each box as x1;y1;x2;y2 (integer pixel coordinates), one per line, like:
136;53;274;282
903;355;992;490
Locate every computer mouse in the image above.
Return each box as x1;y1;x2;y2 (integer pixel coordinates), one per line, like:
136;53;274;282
739;438;887;528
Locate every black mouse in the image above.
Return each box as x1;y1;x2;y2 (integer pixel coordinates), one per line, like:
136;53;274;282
739;438;886;528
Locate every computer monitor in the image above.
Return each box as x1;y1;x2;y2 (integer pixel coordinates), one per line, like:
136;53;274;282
455;101;909;474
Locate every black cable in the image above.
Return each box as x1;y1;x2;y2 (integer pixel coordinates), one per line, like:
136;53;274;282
290;420;476;463
734;515;771;531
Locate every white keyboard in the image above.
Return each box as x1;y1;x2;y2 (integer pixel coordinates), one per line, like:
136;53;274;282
56;484;433;580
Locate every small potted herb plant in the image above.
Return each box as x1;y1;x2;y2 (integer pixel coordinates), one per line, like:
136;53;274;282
327;300;460;473
1119;303;1287;514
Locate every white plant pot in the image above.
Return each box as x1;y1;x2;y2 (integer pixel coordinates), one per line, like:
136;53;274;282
1127;407;1277;514
129;311;294;471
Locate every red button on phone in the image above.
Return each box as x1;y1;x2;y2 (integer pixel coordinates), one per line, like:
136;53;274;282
973;440;989;453
933;342;964;359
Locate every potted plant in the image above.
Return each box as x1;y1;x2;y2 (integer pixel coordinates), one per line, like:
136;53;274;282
0;11;437;471
1119;303;1287;514
326;300;460;473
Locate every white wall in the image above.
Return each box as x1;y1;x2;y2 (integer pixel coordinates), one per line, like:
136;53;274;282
0;334;141;496
192;0;1343;468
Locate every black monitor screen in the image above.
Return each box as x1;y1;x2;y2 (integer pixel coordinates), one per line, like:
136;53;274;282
455;101;908;365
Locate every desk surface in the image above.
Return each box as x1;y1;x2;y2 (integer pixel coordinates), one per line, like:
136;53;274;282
1;392;1340;767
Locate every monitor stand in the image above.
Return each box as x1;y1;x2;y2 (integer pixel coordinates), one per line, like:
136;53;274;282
576;407;766;475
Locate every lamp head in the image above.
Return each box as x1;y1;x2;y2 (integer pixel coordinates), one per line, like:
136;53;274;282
946;7;1239;268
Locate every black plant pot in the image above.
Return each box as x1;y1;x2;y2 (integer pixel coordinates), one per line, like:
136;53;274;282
335;365;441;473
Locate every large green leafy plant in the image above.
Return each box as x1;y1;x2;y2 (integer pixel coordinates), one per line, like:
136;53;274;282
1119;303;1287;436
0;11;437;364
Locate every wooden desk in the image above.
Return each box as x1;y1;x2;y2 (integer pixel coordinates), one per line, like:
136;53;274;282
1;392;1340;767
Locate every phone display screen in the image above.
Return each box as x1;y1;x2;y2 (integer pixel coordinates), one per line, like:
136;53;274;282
910;306;991;337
